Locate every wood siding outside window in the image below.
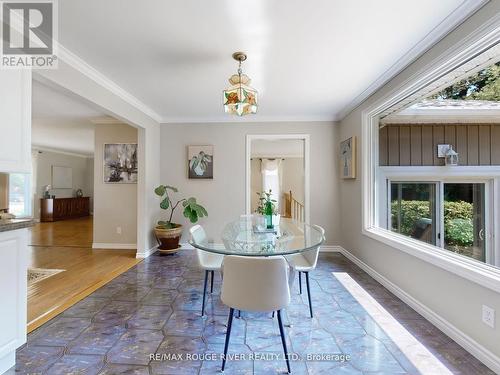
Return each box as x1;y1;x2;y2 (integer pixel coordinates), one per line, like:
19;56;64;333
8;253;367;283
379;124;500;166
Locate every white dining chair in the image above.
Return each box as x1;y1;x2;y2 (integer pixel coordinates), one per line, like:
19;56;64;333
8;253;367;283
221;255;291;373
189;225;224;316
286;225;325;318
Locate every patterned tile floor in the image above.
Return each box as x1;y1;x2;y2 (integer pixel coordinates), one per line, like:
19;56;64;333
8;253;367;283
13;251;494;375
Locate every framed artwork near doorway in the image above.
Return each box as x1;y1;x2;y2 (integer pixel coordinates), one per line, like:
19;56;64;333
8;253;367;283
340;136;356;179
103;143;138;183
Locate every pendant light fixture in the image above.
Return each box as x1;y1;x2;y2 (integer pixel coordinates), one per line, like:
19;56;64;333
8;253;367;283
223;52;258;116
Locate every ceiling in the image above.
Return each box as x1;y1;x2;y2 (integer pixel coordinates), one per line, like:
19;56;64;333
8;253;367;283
57;0;480;123
32;81;102;156
32;80;104;119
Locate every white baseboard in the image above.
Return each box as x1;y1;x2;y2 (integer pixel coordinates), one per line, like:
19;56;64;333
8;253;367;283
136;245;158;259
320;245;343;252
336;246;500;374
92;242;137;250
0;350;15;375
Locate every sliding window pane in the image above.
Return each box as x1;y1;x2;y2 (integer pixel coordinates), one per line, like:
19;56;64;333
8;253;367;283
443;183;485;262
390;183;436;245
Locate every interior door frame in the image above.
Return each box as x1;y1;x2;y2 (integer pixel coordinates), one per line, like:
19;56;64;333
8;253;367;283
245;134;310;224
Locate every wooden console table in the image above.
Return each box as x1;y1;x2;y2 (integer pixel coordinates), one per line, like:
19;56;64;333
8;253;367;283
40;197;90;222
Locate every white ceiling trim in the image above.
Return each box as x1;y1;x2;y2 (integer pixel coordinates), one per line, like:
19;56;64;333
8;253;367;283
32;146;93;158
90;116;126;124
160;115;340;124
381;112;500;124
56;44;162;123
336;0;489;121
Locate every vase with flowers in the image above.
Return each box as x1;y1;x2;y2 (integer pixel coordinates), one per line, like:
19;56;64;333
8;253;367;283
256;189;280;229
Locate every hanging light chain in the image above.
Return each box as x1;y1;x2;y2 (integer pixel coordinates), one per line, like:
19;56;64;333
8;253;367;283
237;60;243;100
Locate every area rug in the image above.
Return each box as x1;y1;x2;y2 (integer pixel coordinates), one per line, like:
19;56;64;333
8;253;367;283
28;268;65;285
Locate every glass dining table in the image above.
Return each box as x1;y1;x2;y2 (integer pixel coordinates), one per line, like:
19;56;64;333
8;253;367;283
189;216;325;256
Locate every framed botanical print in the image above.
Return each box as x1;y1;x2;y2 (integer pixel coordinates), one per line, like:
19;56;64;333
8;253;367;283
340;136;356;179
188;145;213;179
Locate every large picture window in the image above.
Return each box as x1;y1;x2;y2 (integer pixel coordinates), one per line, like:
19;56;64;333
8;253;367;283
388;180;490;264
362;25;500;291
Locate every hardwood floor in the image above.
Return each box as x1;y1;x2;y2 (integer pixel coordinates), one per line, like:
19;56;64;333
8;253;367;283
27;217;140;332
29;216;93;247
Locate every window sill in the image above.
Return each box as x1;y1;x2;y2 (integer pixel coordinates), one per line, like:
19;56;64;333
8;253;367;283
362;226;500;293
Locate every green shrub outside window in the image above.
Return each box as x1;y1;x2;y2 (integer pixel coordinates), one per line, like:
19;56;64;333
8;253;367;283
391;200;473;246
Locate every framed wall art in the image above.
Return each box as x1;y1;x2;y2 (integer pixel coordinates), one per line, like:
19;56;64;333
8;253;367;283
104;143;138;183
340;136;356;179
188;145;213;179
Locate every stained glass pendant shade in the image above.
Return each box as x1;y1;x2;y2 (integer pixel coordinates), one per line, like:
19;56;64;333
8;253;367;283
223;52;258;116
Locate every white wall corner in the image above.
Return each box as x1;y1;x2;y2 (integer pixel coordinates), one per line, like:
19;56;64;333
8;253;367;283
336;246;500;374
135;245;158;259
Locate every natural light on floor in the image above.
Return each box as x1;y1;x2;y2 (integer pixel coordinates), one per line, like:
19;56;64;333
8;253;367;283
333;272;453;375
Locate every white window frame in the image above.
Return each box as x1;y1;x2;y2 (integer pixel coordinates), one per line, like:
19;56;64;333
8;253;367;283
361;17;500;292
385;179;439;245
381;169;497;267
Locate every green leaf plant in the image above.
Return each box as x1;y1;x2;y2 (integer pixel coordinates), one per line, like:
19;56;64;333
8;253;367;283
255;189;278;215
154;185;208;228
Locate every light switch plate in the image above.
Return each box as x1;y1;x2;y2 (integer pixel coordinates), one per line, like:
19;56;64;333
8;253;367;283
482;305;495;328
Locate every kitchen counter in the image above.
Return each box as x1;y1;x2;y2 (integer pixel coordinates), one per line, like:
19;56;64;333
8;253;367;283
0;218;35;232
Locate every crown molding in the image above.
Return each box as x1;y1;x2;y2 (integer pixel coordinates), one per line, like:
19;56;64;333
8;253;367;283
56;44;162;123
32;146;93;158
160;115;340;124
90;116;126;124
336;0;489;121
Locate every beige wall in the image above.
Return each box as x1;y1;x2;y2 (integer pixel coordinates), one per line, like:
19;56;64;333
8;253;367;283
0;173;8;211
34;150;94;219
93;124;137;246
160;122;339;245
339;0;500;361
250;158;262;213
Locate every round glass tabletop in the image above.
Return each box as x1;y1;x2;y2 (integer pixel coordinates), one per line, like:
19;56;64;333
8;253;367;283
189;216;325;256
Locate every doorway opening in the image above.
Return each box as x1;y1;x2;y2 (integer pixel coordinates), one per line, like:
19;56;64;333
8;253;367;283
14;78;142;332
246;134;310;223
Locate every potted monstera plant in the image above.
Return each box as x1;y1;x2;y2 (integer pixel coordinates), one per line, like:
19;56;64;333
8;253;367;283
154;185;208;254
